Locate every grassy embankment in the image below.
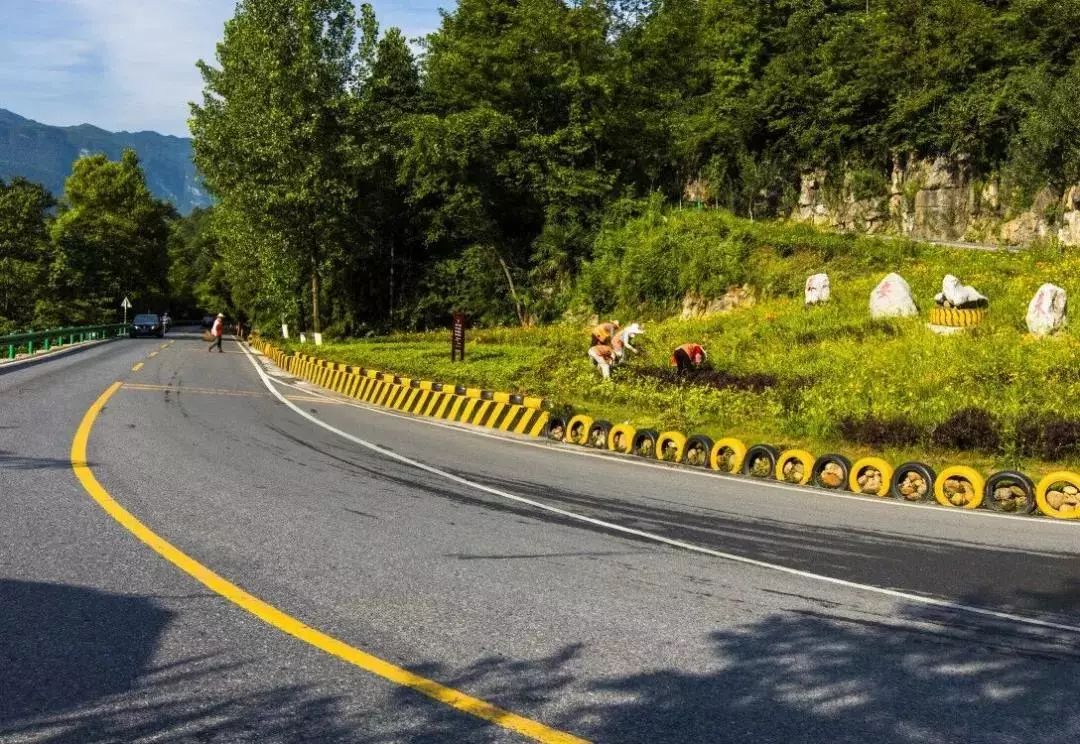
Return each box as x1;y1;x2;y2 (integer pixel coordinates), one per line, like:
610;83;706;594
283;210;1080;477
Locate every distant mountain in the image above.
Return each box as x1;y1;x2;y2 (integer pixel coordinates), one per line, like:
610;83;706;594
0;109;210;215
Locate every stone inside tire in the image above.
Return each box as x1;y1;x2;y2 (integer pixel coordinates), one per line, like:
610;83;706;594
811;453;852;490
586;420;613;449
632;429;659;458
890;462;936;502
564;415;593;445
742;444;780;479
544;417;566;442
683;435;714;467
985;470;1035;514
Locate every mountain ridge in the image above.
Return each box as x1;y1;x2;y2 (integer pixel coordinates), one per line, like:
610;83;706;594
0;108;210;214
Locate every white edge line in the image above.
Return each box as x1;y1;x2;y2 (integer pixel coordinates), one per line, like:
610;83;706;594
239;343;1080;635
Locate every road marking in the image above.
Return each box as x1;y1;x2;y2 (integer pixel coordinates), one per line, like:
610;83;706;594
71;382;586;744
121;382;349;405
131;362;143;372
240;343;1080;635
160;342;170;349
148;351;158;358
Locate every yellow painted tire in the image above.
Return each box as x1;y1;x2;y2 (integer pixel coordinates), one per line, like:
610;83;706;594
710;438;747;473
776;449;815;485
564;414;593;446
849;457;894;497
929;307;987;327
1035;471;1080;519
934;466;986;509
656;431;688;463
607;424;637;454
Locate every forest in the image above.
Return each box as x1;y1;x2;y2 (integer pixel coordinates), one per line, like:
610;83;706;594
5;0;1080;335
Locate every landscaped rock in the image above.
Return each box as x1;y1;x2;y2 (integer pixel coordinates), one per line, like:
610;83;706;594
993;484;1028;512
870;273;918;318
898;471;929;500
819;462;845;488
1026;284;1067;337
856;468;883;494
1046;490;1067;510
805;273;831;305
934;274;987;308
782;459;805;483
942;477;975;506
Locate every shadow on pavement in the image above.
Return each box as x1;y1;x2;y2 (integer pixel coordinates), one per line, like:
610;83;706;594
0;579;354;743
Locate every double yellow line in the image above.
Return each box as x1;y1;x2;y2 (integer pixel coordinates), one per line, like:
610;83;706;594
70;382;586;744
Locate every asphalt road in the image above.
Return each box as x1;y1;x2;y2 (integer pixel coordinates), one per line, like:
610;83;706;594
3;328;1080;743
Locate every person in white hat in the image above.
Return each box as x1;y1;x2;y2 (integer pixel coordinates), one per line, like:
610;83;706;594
208;313;225;353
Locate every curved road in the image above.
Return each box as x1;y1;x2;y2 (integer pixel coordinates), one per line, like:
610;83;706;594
3;329;1080;743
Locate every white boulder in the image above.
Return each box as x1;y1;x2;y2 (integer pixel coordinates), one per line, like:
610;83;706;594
870;273;919;318
934;274;987;308
805;273;831;305
1026;283;1068;336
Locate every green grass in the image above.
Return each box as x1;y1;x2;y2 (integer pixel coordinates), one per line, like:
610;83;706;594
281;212;1080;479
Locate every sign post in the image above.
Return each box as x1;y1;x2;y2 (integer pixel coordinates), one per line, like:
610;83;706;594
451;312;467;361
120;296;132;325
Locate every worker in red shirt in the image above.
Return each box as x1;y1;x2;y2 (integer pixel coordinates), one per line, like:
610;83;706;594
671;342;706;373
208;313;225;353
588;343;616;380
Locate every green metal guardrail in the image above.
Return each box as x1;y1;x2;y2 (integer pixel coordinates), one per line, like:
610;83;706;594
1;324;129;361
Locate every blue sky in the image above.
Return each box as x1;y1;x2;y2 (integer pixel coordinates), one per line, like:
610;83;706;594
0;0;446;137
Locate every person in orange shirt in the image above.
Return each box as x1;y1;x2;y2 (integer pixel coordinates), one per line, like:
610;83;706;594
589;320;619;347
671;342;706;373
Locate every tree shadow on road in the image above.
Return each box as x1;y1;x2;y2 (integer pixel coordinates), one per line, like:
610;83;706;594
0;579;355;743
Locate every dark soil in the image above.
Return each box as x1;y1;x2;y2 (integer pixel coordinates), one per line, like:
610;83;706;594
839;416;925;448
931;407;1002;454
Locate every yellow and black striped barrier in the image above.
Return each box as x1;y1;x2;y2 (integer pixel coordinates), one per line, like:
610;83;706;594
929;306;987;327
250;340;550;438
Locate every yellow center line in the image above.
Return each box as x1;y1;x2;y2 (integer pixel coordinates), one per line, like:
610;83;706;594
120;383;350;405
160;342;170;349
148;351;158;358
131;362;144;372
70;382;586;744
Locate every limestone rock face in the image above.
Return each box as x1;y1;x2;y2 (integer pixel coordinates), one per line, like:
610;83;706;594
680;286;755;319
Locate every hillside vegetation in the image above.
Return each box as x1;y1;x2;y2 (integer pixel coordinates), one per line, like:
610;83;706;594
284;210;1080;476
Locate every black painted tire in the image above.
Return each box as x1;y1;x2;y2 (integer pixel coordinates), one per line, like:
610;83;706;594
632;429;659;459
890;462;936;502
683;435;714;468
742;444;780;479
811;454;852;490
544;416;567;442
586;420;613;449
984;470;1036;514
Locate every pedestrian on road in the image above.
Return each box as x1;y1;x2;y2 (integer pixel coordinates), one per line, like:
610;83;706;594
671;342;706;373
208;313;225;353
588;343;616;380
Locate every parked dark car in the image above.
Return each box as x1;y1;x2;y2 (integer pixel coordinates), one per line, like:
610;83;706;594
202;315;216;329
130;313;165;338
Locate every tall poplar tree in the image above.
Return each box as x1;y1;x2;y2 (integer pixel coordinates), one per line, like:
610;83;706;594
190;0;357;333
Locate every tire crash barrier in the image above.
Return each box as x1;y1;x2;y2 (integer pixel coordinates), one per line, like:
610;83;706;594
934;465;985;509
890;462;936;502
849;457;893;497
251;339;1080;522
929;307;988;327
683;435;714;467
1035;472;1080;519
607;424;636;454
742;444;780;479
776;449;815;485
564;415;593;446
656;431;688;463
249;340;550;438
811;453;851;490
710;438;747;473
984;470;1036;514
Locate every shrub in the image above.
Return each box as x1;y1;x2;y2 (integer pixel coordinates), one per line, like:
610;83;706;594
931;407;1002;454
1017;415;1080;461
838;416;924;448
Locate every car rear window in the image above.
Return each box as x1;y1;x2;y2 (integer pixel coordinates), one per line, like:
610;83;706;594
134;314;158;323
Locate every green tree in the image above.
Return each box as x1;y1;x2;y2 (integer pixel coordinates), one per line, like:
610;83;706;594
190;0;358;334
0;178;54;332
44;150;174;325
